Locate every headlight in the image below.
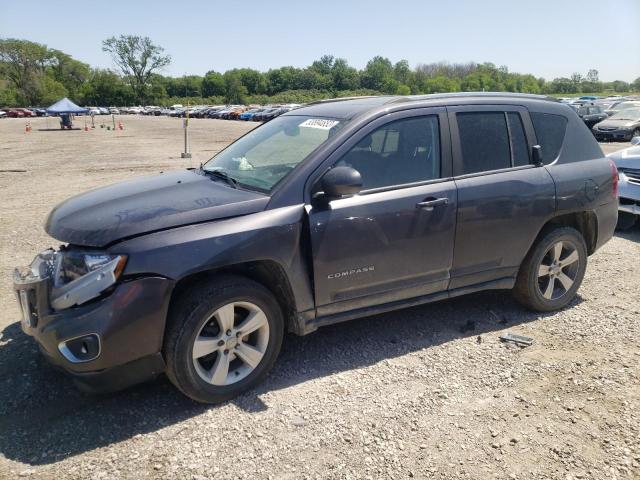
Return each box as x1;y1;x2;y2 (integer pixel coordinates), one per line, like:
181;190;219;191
50;250;127;310
55;251;127;287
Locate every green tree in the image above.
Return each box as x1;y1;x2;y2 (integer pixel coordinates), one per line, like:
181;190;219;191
330;58;360;90
294;68;331;90
80;69;134;106
224;72;248;104
393;60;412;86
202;71;225;96
310;55;335;76
102;35;171;103
49;50;90;100
360;56;394;92
0;38;54;104
236;68;267;95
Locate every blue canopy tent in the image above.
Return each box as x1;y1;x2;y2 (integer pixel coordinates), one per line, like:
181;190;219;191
46;97;88;115
45;97;88;129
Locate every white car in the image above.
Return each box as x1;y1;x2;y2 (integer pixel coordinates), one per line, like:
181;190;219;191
608;136;640;230
109;107;120;114
0;110;6;119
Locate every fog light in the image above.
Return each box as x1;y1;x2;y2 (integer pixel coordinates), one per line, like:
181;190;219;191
58;334;101;363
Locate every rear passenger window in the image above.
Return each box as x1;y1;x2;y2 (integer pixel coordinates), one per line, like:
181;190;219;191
507;112;529;167
456;112;511;174
530;112;568;164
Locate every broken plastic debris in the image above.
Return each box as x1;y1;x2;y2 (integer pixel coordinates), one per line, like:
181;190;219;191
499;332;533;347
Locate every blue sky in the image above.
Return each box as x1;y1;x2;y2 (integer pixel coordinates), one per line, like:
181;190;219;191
1;0;638;81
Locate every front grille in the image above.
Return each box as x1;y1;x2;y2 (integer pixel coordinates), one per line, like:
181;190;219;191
620;168;640;185
598;126;618;131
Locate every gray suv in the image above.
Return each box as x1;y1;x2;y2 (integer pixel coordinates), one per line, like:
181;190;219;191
13;93;618;403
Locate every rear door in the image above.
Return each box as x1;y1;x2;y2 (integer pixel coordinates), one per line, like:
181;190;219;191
447;105;556;289
306;108;457;316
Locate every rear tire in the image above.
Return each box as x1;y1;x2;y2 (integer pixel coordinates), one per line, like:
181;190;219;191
616;212;637;230
164;275;284;404
513;227;587;312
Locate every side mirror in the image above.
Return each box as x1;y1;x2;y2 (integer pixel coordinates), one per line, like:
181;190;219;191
631;136;640;146
320;166;363;199
531;145;543;166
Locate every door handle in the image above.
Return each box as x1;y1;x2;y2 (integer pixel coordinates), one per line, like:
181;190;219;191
416;197;449;210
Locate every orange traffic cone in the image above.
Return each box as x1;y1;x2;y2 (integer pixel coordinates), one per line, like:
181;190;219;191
25;121;31;133
118;121;124;130
84;124;89;131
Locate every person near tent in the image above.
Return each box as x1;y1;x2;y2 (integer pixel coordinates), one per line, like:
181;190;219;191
60;113;73;129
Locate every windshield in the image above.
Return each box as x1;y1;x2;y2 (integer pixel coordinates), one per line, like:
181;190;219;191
203;115;345;192
610;108;640;121
614;102;640;111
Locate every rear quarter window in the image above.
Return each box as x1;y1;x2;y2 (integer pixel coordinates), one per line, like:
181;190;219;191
530;112;568;164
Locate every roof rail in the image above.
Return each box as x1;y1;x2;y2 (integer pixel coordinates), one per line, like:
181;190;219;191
391;92;560;103
305;95;386;106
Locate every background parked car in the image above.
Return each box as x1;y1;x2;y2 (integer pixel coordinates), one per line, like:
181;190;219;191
17;108;36;117
239;108;264;120
27;108;48;117
6;108;25;118
576;105;608;129
605;100;640;117
607;137;640;229
592;108;640;142
0;110;6;119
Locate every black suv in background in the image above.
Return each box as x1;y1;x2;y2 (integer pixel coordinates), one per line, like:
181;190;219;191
13;93;618;403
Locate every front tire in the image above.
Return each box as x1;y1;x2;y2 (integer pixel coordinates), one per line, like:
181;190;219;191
513;227;587;312
164;275;284;404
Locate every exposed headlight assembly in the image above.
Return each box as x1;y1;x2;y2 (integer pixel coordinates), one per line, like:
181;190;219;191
14;249;127;311
51;250;127;310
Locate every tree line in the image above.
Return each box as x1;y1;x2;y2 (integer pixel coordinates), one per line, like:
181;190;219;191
1;36;638;107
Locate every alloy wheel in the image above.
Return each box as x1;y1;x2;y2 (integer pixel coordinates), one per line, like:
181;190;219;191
192;301;270;386
537;240;581;300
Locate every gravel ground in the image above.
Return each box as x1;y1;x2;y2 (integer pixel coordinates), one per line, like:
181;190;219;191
0;116;638;480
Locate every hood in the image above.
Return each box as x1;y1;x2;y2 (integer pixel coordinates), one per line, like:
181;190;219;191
595;118;639;129
607;146;640;169
45;169;269;247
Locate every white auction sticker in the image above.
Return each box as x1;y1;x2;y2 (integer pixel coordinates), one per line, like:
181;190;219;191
299;118;339;130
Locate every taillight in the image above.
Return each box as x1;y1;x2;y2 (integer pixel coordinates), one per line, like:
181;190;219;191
610;159;618;198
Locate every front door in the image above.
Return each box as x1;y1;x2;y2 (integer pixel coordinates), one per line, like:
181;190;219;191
306;109;457;317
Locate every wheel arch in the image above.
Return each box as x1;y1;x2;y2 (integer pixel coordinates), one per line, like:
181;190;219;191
532;211;598;256
167;260;299;336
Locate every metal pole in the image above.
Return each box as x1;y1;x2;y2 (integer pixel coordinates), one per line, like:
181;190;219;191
181;104;191;158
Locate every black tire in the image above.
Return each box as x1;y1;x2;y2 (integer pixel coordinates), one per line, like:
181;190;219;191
164;275;284;404
616;212;637;230
513;227;588;312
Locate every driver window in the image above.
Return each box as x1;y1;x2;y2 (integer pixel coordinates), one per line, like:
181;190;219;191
336;116;440;190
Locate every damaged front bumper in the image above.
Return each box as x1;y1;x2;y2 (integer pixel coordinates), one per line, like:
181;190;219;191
13;249;174;392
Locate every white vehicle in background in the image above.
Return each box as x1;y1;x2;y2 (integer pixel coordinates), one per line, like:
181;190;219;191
109;107;120;114
88;107;101;116
608;136;640;230
0;110;6;119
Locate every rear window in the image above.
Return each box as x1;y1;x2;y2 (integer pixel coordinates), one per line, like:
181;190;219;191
457;112;511;174
530;112;568;164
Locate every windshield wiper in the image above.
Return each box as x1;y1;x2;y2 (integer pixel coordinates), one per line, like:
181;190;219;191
203;169;238;189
